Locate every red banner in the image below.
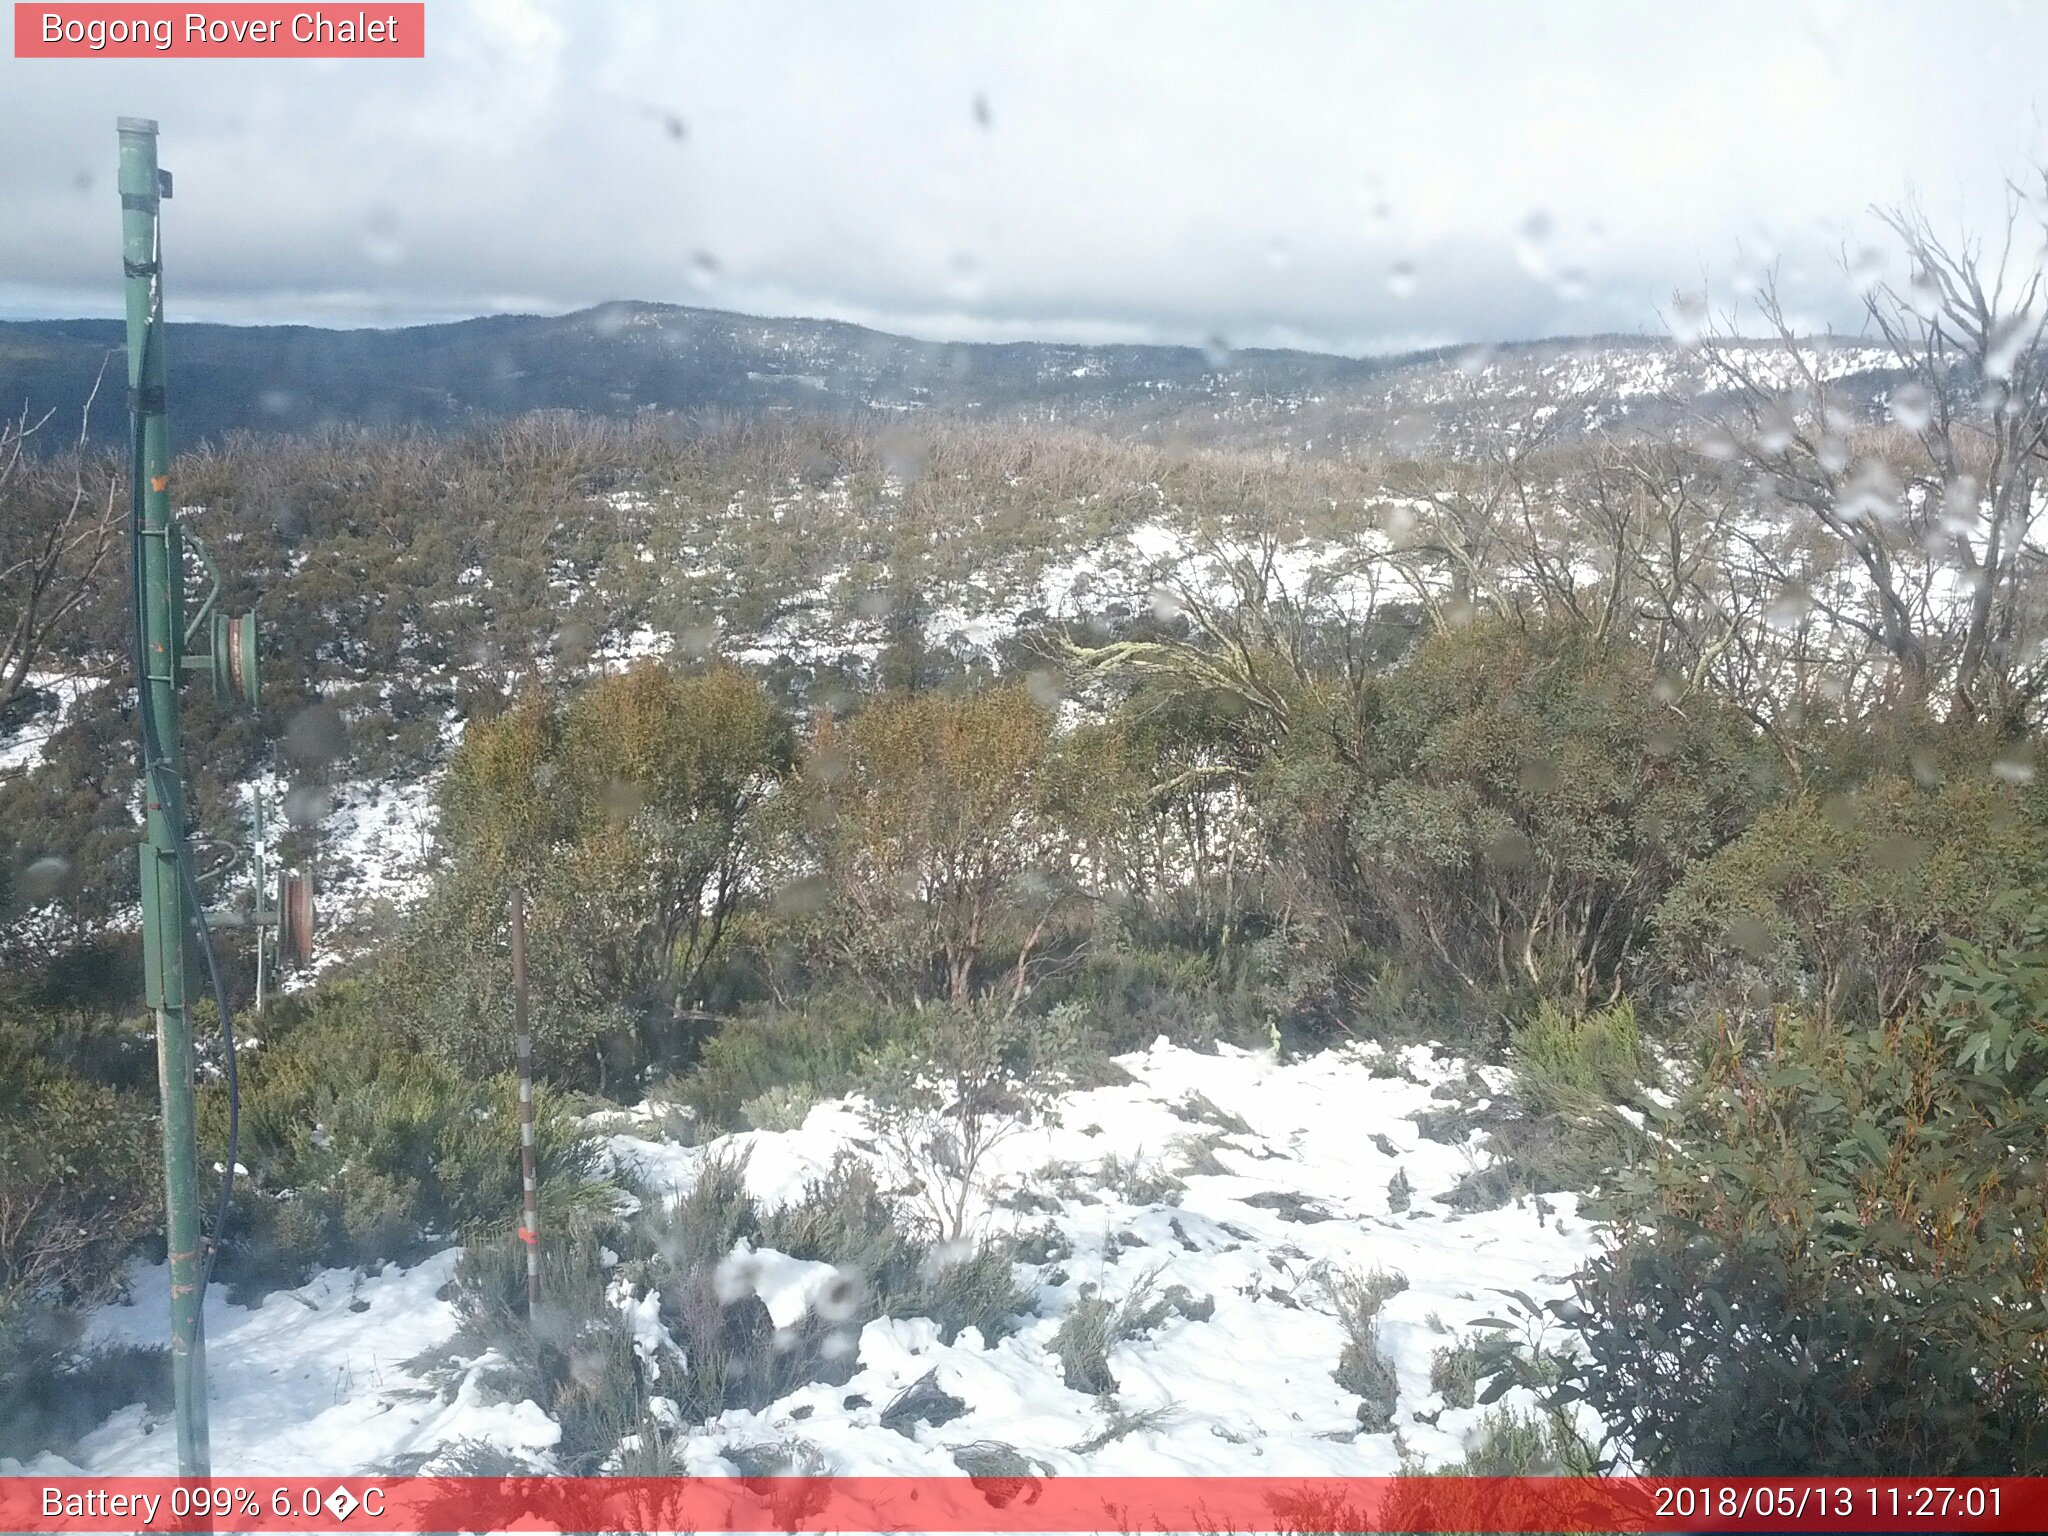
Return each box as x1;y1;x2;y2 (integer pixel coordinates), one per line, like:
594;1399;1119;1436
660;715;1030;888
12;5;424;58
2;1476;2043;1533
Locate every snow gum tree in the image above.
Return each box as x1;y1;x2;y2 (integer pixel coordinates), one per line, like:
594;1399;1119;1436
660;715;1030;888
399;660;788;1084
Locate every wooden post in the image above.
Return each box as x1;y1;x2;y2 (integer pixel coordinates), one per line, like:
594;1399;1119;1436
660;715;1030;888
511;886;539;1316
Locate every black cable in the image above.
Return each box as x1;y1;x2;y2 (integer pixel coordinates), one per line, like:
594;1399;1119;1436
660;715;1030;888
127;277;239;1304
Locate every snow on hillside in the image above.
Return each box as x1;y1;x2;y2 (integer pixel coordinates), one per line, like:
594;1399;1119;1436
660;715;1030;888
15;1039;1602;1479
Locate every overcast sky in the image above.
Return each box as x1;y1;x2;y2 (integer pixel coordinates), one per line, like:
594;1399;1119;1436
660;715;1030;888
2;1;2045;354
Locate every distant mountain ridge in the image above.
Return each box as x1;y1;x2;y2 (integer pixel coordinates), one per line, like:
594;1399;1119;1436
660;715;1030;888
0;300;1905;453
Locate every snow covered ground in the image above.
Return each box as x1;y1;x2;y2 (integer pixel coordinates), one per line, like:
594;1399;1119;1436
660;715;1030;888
0;672;101;776
13;1038;1600;1479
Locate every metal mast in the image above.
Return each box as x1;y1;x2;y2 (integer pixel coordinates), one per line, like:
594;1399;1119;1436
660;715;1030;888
118;114;211;1477
118;115;305;1475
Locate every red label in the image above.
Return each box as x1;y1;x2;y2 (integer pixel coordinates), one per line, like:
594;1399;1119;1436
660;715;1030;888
13;4;425;57
0;1477;2042;1533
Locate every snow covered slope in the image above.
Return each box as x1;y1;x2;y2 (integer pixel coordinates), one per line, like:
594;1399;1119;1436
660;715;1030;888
19;1039;1601;1478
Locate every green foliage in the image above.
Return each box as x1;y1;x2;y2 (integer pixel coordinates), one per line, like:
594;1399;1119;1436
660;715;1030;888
1429;1340;1481;1410
1040;688;1258;949
1098;1150;1185;1207
1441;1000;1655;1210
448;1145;1032;1444
206;981;610;1293
1451;1407;1596;1475
675;989;919;1133
0;994;170;1464
793;684;1079;1005
858;1001;1077;1240
449;1219;647;1473
756;1154;907;1287
0;684;138;952
0;1007;160;1314
1510;998;1647;1117
1653;774;2048;1023
755;1154;1031;1346
1049;1268;1197;1397
740;1082;817;1132
1386;1167;1412;1213
1325;1268;1407;1431
1487;939;2048;1473
402;661;788;1084
0;1322;167;1463
915;1241;1034;1347
1260;618;1768;1020
1040;941;1281;1055
1928;897;2048;1099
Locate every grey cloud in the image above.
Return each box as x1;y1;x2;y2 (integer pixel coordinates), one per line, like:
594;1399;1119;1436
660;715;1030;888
1;0;2042;351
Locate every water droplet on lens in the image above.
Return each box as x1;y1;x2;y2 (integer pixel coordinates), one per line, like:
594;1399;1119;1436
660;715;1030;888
284;703;346;766
1888;381;1932;431
1386;260;1416;299
944;250;984;303
283;783;332;828
1767;583;1812;629
1514;210;1554;281
1670;292;1708;347
21;855;69;901
1906;265;1942;320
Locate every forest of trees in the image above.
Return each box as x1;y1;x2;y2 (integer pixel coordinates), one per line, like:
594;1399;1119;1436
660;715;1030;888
4;195;2047;1474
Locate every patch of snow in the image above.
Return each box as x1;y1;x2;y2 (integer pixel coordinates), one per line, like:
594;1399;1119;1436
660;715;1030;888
41;1040;1604;1477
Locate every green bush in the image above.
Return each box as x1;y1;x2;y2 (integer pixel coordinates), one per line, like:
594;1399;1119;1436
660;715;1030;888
0;1320;168;1463
1452;1407;1596;1475
0;998;168;1463
791;683;1083;1005
205;982;610;1293
1042;943;1280;1054
1653;774;2048;1023
741;1082;817;1132
1319;1267;1408;1430
914;1240;1033;1347
1439;1000;1654;1209
448;1217;648;1472
857;1001;1075;1241
1510;998;1647;1116
1490;929;2048;1473
1256;619;1769;1020
756;1154;1031;1346
757;1154;906;1285
619;1149;1028;1425
399;662;790;1086
0;1012;160;1315
676;990;917;1132
1049;1269;1182;1397
1429;1340;1481;1410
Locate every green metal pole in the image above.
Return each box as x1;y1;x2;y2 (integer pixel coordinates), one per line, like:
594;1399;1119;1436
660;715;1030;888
119;115;211;1478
